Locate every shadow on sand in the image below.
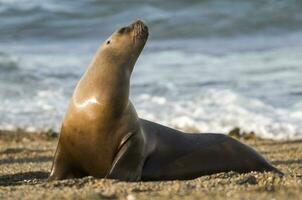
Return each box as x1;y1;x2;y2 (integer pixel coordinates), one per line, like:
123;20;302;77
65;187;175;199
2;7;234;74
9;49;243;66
272;159;302;166
0;147;49;155
0;171;49;186
0;156;53;165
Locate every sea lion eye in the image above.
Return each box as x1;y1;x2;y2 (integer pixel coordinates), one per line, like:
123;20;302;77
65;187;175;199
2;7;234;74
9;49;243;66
106;40;110;45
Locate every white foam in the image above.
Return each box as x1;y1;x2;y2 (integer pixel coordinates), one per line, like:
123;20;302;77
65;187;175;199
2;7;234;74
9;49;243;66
134;89;302;140
1;37;302;141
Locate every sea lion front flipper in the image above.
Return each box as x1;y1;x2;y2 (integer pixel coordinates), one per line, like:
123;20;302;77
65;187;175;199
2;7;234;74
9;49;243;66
48;145;74;181
48;144;86;181
106;132;146;181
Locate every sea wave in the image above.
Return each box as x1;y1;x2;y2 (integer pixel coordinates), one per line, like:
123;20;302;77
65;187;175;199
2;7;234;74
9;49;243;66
1;0;302;41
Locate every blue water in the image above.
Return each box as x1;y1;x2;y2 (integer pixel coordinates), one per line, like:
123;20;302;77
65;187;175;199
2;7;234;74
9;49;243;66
0;0;302;139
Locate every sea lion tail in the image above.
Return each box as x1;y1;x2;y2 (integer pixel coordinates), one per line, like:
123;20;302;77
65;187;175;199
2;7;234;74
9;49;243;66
268;165;284;177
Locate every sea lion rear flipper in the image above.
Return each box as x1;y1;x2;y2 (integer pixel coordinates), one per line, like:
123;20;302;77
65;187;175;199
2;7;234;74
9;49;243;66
106;132;146;181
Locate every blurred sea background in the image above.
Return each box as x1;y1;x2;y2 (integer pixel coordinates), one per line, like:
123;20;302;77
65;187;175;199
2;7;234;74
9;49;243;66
0;0;302;140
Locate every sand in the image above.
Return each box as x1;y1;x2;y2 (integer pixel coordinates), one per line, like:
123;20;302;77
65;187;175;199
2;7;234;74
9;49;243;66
0;129;301;200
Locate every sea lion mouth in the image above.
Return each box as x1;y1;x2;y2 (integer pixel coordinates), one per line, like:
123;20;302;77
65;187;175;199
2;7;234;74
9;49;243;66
131;20;149;41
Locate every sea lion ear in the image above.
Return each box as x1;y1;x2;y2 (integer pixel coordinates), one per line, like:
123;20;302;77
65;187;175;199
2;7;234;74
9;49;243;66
118;27;129;34
106;40;110;45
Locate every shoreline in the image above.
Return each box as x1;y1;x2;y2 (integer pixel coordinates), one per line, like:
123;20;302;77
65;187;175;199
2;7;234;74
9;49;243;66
0;129;301;199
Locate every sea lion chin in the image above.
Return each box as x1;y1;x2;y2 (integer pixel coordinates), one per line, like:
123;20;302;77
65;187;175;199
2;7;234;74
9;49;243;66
49;20;281;181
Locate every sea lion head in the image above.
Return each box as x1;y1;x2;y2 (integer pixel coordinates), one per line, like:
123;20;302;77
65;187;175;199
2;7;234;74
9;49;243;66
99;20;149;73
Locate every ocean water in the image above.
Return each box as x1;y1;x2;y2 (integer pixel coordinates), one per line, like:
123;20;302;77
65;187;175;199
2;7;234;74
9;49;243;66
0;0;302;140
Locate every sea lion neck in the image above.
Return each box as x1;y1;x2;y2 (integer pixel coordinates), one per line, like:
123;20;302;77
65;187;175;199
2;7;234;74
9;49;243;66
72;53;132;118
69;19;148;118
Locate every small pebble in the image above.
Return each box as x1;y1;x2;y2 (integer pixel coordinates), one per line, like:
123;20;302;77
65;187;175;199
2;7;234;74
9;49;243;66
127;194;136;200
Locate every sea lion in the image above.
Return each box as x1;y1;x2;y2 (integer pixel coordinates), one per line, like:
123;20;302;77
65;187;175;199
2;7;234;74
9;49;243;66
49;20;281;181
49;20;149;181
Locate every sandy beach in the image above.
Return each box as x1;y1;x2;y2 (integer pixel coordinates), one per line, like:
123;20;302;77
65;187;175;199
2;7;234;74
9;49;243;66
0;129;301;200
1;1;302;199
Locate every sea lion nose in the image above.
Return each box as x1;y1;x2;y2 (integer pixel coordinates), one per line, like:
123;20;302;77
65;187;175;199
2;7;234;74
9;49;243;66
134;20;145;26
132;20;148;35
131;20;147;29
